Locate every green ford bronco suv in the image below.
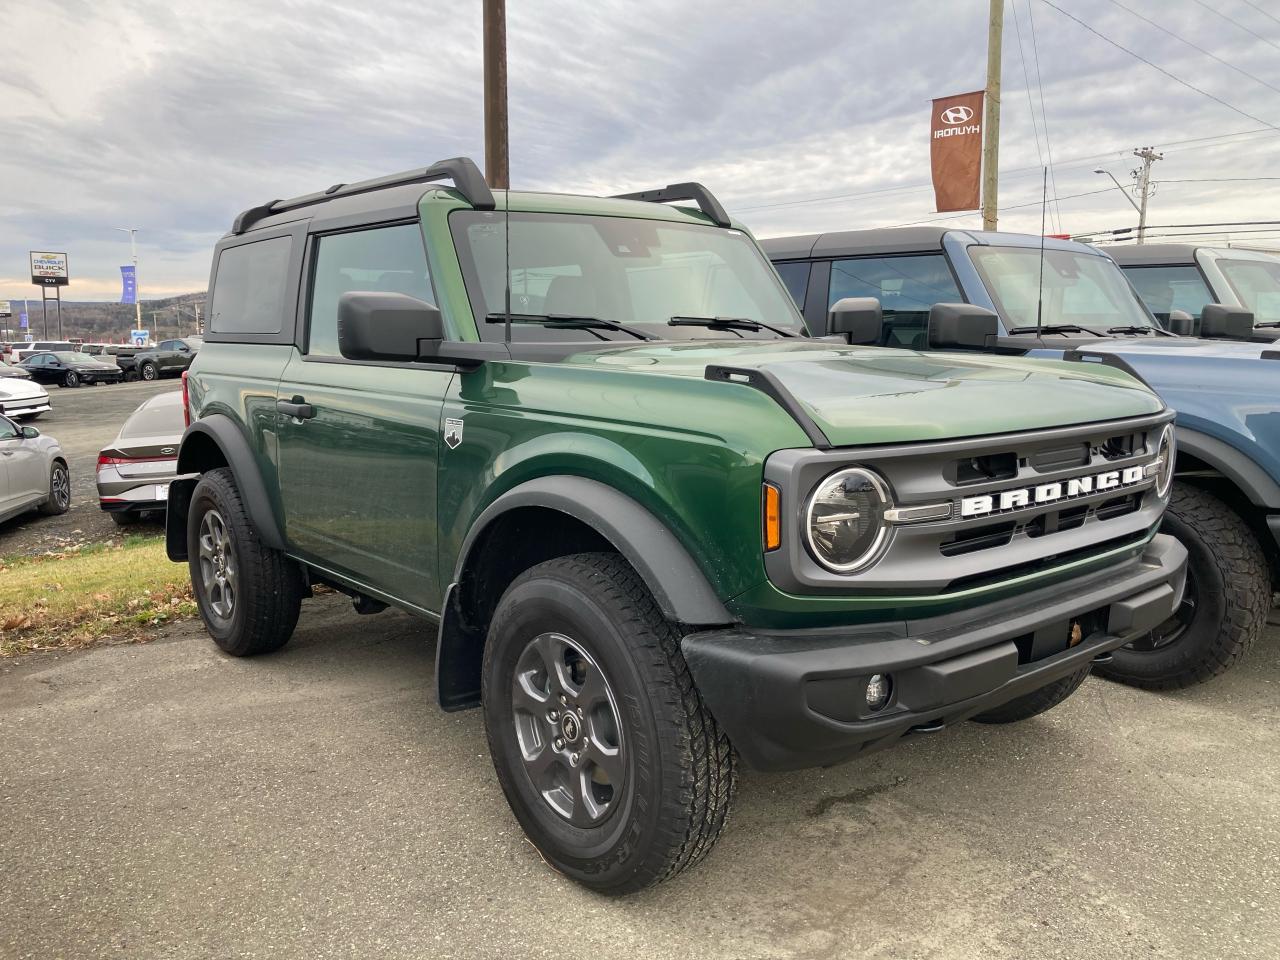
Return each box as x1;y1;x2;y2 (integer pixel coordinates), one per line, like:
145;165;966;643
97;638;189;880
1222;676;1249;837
169;157;1187;893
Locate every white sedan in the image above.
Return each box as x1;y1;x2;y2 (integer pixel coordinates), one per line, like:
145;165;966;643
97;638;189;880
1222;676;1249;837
0;415;70;525
0;374;52;420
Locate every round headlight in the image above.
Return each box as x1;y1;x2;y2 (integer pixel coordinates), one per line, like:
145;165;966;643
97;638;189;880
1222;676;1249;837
1155;424;1175;499
805;467;891;573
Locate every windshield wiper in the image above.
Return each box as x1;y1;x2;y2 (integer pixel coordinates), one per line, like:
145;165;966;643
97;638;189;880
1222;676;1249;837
485;312;655;341
1005;324;1105;337
1107;325;1170;336
669;315;797;338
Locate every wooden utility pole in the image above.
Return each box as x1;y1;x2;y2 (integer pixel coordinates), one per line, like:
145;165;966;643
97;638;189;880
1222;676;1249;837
1133;146;1163;244
483;0;509;189
981;0;1003;231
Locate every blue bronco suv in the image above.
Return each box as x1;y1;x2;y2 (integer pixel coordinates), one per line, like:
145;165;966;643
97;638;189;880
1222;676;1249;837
765;227;1279;689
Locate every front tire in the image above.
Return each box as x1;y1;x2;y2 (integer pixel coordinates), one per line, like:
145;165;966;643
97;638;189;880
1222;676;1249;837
187;467;304;656
62;370;79;388
37;461;70;515
482;553;736;895
140;362;158;381
972;666;1091;724
1095;483;1269;689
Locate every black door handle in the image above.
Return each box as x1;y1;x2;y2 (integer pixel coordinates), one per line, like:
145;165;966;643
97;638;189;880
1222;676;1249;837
277;396;316;420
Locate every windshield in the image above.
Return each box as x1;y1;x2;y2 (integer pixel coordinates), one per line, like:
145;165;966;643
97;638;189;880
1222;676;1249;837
1218;258;1280;323
970;246;1159;332
451;211;807;342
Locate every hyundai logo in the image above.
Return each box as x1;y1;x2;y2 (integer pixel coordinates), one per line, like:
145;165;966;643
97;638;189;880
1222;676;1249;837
940;105;974;125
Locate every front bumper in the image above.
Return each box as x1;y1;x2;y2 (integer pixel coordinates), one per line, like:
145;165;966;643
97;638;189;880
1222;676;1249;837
682;533;1187;771
0;396;51;417
80;372;123;384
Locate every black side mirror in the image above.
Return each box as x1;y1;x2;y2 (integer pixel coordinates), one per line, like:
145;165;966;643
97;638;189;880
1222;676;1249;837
1200;303;1254;340
21;425;39;439
1166;309;1197;337
338;292;445;362
827;297;883;345
928;303;999;350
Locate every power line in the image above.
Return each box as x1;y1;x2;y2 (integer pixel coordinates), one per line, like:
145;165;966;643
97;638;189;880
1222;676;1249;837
1189;0;1280;52
1240;0;1280;29
1025;1;1063;231
1010;0;1048;208
1103;0;1280;97
1038;0;1280;132
1154;176;1280;183
878;188;1115;229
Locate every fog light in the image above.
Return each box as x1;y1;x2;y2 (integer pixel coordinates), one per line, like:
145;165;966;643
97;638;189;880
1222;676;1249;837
865;674;892;712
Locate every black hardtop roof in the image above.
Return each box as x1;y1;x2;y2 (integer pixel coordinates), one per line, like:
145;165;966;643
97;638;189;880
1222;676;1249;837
1102;244;1200;266
761;226;952;260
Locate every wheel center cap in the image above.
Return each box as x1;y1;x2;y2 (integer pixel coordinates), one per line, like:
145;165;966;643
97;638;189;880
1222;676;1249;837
560;713;581;743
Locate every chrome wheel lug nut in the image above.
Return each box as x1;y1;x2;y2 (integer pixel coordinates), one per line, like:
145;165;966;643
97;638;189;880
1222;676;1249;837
559;694;568;706
571;752;580;765
554;737;564;750
576;706;584;718
548;710;559;722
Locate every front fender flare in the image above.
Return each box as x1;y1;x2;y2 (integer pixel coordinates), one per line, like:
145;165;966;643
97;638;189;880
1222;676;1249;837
453;476;732;625
1176;426;1280;510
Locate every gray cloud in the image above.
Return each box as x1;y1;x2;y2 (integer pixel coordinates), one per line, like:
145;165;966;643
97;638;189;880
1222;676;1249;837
2;0;1278;303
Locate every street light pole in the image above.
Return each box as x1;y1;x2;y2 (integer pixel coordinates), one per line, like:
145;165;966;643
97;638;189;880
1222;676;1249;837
114;227;142;330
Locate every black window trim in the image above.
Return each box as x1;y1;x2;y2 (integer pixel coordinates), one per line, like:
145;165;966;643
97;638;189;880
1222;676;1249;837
792;250;969;337
203;220;310;346
297;217;452;371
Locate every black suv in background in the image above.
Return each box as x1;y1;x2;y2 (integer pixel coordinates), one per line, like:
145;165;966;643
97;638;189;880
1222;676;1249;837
134;337;203;381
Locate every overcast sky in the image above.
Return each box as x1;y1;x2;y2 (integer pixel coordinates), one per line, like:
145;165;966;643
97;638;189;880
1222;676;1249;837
2;0;1278;304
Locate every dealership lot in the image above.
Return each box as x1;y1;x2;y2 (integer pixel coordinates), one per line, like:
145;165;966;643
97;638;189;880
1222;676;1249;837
1;593;1275;960
0;378;176;556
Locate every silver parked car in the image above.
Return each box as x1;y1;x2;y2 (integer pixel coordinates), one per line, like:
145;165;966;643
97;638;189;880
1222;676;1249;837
0;415;69;526
96;391;183;525
0;375;52;420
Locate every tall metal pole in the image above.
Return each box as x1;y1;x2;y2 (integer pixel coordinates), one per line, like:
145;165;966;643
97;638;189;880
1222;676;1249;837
115;227;142;330
1133;146;1162;245
483;0;509;190
981;0;1004;231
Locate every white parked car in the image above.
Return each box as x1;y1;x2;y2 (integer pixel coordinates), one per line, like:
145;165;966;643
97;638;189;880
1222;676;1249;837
0;415;69;525
8;341;74;364
0;376;51;420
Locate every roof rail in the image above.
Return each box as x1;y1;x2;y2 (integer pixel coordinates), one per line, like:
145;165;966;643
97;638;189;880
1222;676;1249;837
231;157;495;235
611;182;731;228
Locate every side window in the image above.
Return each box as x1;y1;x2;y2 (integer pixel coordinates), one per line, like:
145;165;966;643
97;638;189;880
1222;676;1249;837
773;261;809;309
829;255;961;348
306;224;434;358
0;416;19;440
208;236;292;336
1123;265;1213;322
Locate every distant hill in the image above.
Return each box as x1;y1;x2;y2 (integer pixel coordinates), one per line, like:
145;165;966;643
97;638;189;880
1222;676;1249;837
1;292;208;343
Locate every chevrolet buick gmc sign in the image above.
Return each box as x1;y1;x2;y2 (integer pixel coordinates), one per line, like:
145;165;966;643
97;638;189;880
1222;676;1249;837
30;251;70;286
960;465;1150;518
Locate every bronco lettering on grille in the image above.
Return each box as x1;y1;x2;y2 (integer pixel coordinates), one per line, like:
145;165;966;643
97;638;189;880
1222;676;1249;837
960;465;1148;518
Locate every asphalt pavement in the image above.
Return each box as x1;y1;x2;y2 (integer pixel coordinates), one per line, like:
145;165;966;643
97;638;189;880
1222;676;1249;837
2;593;1276;960
0;376;177;556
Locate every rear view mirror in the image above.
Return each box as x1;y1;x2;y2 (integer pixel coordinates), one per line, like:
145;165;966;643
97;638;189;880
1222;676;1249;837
1167;309;1197;337
338;292;445;362
928;303;999;350
21;426;39;439
1200;304;1254;340
827;297;883;345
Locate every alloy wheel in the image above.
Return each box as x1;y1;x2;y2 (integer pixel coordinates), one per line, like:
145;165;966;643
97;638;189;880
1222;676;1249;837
197;509;237;620
511;632;625;826
51;465;70;509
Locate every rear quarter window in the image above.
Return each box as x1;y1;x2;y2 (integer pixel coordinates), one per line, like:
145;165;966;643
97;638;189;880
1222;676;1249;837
208;236;293;336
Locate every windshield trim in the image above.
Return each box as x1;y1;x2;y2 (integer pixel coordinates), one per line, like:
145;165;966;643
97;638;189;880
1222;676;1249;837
448;208;809;344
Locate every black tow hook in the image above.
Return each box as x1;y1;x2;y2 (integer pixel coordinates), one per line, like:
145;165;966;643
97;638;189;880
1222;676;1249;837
909;719;946;735
1092;652;1115;665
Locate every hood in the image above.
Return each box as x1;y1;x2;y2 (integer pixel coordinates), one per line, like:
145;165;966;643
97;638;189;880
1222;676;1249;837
562;340;1163;446
0;377;49;401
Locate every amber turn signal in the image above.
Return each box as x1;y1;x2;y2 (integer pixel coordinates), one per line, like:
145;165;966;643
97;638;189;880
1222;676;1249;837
763;483;781;551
